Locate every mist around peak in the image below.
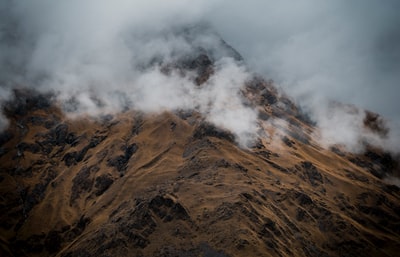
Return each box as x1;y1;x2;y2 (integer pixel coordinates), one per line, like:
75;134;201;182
0;0;399;153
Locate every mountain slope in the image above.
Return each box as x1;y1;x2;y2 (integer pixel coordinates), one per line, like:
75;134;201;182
0;35;400;256
1;80;399;257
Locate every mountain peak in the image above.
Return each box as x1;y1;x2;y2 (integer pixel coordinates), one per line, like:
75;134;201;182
1;23;400;257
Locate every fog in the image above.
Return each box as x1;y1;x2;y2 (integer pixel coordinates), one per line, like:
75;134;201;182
210;0;400;121
0;0;399;150
208;0;400;152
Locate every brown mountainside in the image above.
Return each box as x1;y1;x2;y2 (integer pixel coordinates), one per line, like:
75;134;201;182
1;54;400;257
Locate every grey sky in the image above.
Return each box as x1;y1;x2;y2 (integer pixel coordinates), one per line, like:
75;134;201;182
208;0;400;121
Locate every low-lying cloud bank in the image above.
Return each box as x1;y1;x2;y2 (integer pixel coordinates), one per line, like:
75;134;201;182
0;0;399;152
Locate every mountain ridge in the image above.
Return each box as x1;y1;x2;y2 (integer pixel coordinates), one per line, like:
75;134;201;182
1;34;400;256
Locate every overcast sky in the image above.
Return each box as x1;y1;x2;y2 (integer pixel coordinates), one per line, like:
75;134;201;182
209;0;400;121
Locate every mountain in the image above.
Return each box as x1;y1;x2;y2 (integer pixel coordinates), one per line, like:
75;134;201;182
0;30;400;257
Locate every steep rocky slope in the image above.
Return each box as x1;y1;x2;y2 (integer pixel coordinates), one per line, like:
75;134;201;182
1;46;400;256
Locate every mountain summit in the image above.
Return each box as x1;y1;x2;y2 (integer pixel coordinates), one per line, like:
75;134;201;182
0;27;399;257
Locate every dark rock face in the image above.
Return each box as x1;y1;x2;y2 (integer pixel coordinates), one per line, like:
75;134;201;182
8;216;90;256
193;123;234;142
51;124;70;146
281;136;295;148
94;174;114;196
349;149;399;179
107;143;138;174
0;131;13;146
4;89;54;116
261;90;277;106
363;111;389;136
63;135;106;166
62;196;190;256
44;231;62;253
70;166;98;203
149;195;190;222
187;54;214;86
16;142;41;154
300;161;323;187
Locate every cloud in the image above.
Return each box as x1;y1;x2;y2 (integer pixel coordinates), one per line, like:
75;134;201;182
0;0;259;146
209;0;400;120
207;0;400;152
0;0;399;152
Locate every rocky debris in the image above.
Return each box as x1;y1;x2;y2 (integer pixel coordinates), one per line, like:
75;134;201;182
192;123;234;143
